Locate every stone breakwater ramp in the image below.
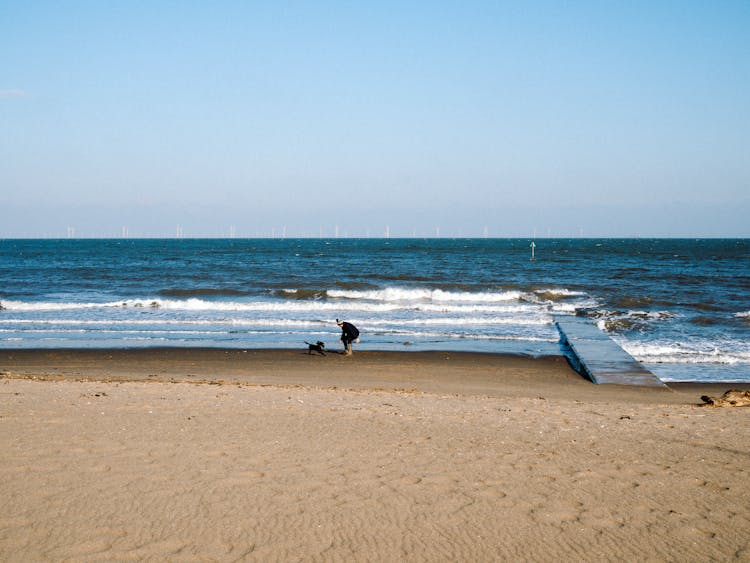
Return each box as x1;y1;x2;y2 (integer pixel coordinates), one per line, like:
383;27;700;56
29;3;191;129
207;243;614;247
556;319;666;387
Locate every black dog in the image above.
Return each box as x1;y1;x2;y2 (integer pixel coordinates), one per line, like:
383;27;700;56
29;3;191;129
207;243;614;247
305;341;326;355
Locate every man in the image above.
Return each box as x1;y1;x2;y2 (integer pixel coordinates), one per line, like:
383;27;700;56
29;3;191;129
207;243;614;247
336;319;360;356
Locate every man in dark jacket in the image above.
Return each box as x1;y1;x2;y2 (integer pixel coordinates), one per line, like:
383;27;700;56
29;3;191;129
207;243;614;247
336;319;360;356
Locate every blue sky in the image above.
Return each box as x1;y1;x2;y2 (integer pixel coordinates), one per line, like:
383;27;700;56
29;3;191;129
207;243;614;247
2;1;749;237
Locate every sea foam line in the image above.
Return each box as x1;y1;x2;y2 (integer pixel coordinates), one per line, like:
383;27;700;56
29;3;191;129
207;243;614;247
0;298;554;315
325;288;524;302
0;328;559;344
0;316;552;328
621;342;750;365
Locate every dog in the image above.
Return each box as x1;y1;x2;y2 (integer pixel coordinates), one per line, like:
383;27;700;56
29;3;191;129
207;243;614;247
305;341;326;355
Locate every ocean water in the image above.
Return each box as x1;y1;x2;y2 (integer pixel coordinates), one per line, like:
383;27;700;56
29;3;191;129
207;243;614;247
1;238;748;383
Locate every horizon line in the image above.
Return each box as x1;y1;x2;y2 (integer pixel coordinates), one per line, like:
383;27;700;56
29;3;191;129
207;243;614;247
2;235;748;241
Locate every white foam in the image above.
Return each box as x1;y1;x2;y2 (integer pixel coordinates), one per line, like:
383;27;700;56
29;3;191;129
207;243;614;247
370;329;556;342
621;342;750;365
535;288;587;297
359;317;551;327
326;288;523;303
1;319;222;325
0;298;553;316
0;299;401;313
1;318;331;328
416;304;539;314
0;300;119;311
1;315;550;328
627;310;675;319
596;310;676;332
0;284;597;316
549;303;578;313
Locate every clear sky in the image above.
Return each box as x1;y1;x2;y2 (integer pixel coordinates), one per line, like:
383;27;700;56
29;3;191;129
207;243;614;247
2;1;749;237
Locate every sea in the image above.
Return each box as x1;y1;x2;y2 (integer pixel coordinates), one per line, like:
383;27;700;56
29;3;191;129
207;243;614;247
1;238;748;383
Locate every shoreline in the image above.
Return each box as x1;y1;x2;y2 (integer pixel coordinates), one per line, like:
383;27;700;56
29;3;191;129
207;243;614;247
1;347;745;403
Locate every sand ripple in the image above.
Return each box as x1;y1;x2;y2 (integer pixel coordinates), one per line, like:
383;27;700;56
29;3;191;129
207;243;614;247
1;379;749;561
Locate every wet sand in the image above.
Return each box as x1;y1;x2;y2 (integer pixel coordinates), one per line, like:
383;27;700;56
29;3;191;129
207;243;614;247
1;349;749;561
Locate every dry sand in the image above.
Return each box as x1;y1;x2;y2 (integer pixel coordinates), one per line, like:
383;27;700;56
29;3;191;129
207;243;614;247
1;349;749;562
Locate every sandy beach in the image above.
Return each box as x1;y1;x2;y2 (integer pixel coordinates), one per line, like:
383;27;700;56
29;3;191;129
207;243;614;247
1;349;749;561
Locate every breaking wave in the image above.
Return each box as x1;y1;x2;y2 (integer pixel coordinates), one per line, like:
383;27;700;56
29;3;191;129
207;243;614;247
594;310;676;333
621;342;750;366
326;288;523;303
